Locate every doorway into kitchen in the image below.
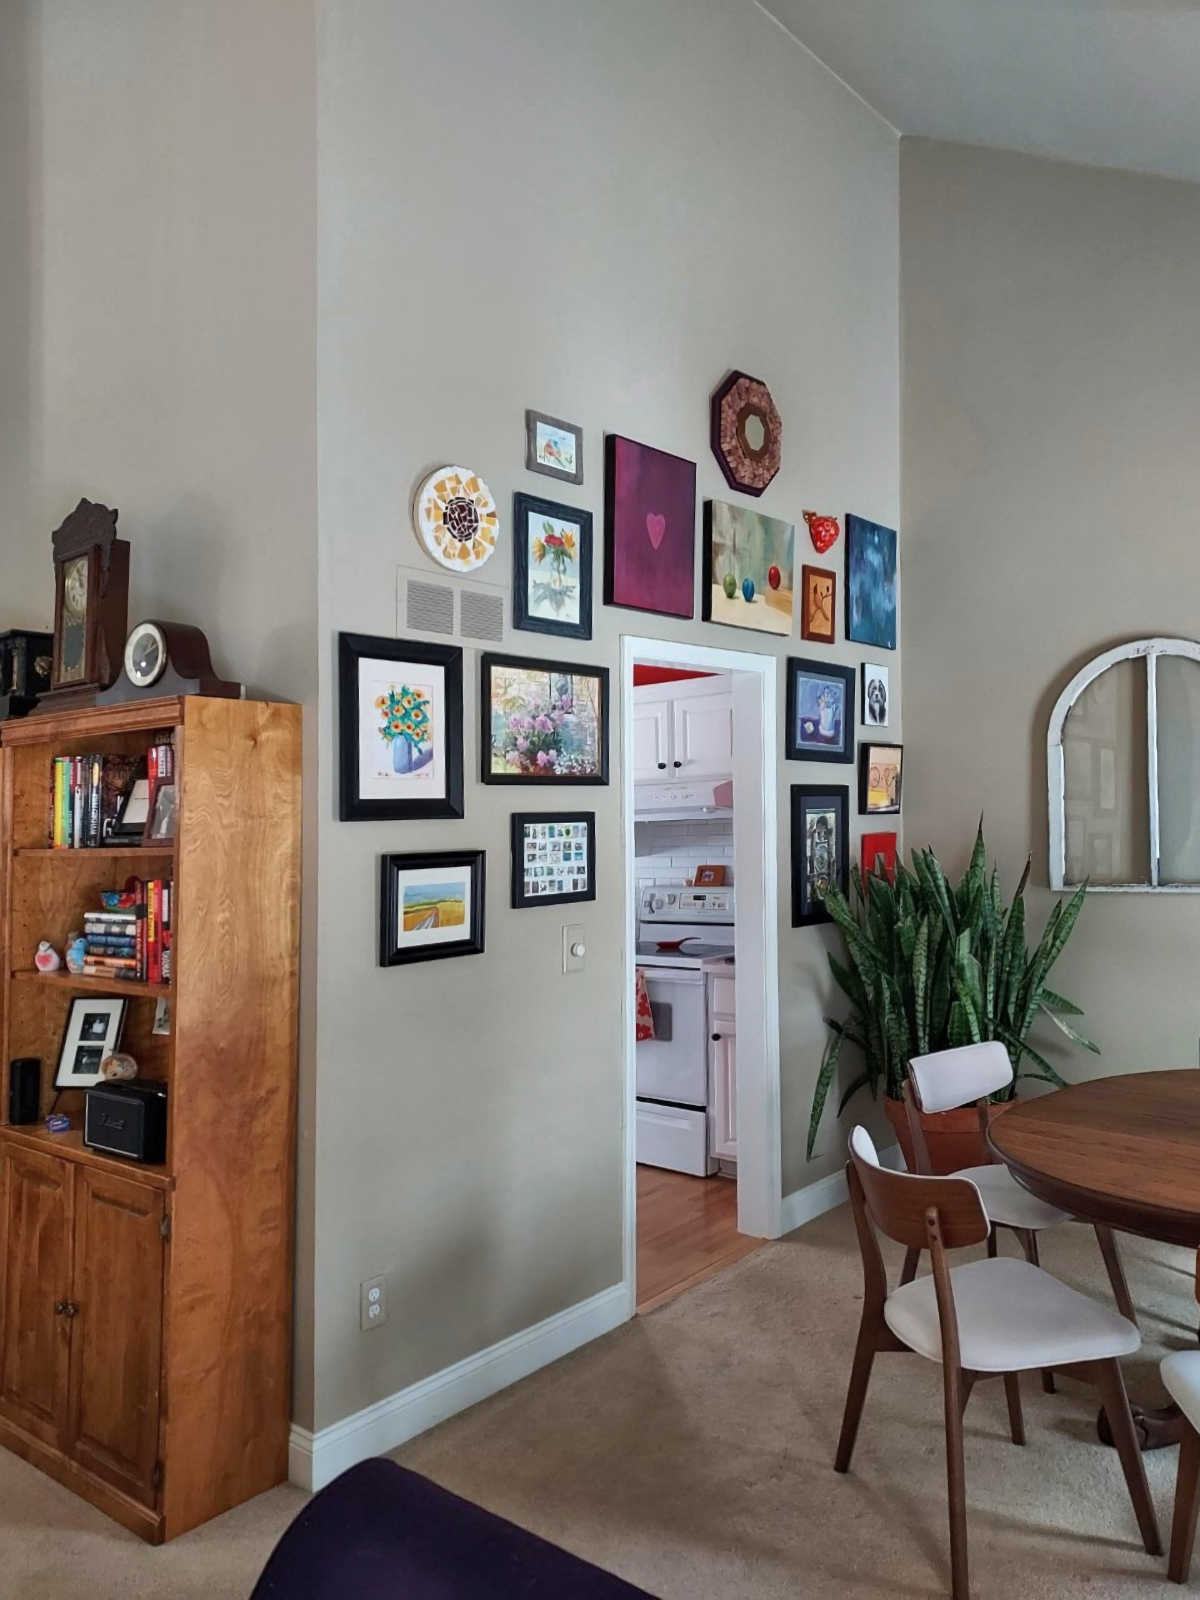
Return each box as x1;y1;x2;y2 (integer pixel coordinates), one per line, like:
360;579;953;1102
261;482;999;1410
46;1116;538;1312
620;636;781;1315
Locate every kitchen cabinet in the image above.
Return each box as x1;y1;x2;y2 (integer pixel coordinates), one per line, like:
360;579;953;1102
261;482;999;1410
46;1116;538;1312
633;679;733;785
632;695;672;781
707;972;737;1163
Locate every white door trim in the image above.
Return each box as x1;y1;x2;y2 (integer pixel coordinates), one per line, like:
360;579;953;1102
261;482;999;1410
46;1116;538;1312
621;635;782;1311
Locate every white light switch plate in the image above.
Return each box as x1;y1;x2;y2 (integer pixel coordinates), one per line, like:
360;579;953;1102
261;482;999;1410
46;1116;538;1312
562;923;587;974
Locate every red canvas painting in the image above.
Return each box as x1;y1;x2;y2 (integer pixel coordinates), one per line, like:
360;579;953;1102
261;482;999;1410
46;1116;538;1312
604;435;696;618
861;831;897;884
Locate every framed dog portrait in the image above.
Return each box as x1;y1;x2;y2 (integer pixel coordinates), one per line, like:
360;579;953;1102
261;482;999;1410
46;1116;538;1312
861;661;890;727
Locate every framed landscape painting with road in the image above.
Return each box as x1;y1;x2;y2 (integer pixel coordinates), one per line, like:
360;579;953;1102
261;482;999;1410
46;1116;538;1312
379;850;485;966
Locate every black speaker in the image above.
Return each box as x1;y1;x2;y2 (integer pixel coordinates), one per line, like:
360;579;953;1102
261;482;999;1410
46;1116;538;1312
84;1081;167;1164
8;1058;40;1125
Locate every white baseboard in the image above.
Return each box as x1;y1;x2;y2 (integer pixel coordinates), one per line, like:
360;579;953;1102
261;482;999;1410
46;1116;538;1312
779;1140;904;1236
289;1281;629;1492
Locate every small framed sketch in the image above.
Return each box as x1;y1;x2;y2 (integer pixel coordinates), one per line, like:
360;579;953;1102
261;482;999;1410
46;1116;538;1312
511;812;596;908
861;661;890;727
860;741;904;814
512;492;593;641
339;633;464;821
791;785;849;927
525;409;584;485
379;850;485;966
785;658;855;764
481;652;609;785
800;564;836;644
56;996;128;1088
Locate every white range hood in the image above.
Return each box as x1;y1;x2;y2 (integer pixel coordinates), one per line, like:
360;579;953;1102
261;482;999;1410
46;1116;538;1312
634;777;733;820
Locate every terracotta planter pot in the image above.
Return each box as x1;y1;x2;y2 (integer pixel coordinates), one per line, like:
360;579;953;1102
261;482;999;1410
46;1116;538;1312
884;1094;1017;1175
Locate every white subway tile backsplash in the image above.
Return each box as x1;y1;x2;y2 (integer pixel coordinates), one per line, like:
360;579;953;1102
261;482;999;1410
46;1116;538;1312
633;816;735;885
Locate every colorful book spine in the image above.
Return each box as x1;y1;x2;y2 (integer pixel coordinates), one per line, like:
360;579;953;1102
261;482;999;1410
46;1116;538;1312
146;878;159;986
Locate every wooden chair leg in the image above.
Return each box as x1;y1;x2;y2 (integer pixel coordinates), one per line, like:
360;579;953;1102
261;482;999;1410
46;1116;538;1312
1094;1225;1138;1328
943;1360;971;1600
1017;1231;1056;1394
835;1318;879;1473
1169;1420;1200;1583
959;1370;977;1419
900;1246;920;1286
1094;1358;1163;1557
1003;1373;1025;1446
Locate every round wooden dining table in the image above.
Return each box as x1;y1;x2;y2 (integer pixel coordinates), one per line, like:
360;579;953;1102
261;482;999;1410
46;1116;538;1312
989;1068;1200;1450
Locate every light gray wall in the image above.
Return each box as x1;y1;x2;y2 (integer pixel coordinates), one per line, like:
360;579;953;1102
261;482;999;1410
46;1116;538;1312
8;0;320;1427
314;0;899;1430
901;137;1200;1083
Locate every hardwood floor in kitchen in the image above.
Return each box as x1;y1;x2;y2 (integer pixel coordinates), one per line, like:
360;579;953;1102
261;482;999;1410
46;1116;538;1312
635;1164;764;1313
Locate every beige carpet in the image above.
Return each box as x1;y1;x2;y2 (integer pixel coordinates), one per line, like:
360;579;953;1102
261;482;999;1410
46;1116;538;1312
2;1206;1197;1598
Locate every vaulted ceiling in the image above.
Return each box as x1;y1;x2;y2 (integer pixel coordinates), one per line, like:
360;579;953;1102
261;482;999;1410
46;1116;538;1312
760;0;1200;184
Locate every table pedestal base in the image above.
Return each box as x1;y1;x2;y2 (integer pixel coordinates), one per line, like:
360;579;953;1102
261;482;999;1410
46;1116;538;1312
1099;1402;1186;1452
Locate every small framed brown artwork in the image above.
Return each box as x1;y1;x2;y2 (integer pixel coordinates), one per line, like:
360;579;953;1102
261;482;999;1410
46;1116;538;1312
694;864;727;887
801;565;836;644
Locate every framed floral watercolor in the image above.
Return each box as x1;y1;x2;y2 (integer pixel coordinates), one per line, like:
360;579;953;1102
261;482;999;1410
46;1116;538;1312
785;658;855;764
510;811;596;908
525;410;583;485
512;492;592;641
481;652;609;785
379;850;485;966
702;500;795;636
859;741;903;815
338;633;464;821
604;435;696;618
791;785;848;927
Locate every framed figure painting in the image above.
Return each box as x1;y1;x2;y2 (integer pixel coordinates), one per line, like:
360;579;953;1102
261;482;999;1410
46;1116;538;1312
604;435;696;618
512;492;592;641
859;741;903;814
338;633;464;821
846;514;898;650
379;850;485;966
785;658;855;763
481;652;609;784
791;785;849;927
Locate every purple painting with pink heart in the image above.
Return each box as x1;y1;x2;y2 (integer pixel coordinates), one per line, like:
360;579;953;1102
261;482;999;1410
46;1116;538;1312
603;434;697;618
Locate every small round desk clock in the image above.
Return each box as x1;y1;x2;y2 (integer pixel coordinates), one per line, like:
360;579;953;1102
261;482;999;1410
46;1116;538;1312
98;620;242;704
124;620;167;687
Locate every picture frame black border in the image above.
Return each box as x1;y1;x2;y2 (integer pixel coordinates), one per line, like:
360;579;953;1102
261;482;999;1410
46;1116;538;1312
791;784;849;928
785;657;855;764
110;770;150;840
845;513;899;652
525;409;584;486
603;434;697;620
338;631;464;822
510;811;597;909
511;492;593;642
859;741;904;815
378;849;486;966
860;660;891;729
55;994;129;1089
480;651;610;786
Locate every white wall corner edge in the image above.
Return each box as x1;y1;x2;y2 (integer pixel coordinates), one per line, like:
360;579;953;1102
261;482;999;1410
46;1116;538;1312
289;1281;629;1492
779;1141;904;1236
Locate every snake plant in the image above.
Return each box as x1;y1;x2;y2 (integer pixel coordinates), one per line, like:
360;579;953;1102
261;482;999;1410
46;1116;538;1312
806;821;1097;1159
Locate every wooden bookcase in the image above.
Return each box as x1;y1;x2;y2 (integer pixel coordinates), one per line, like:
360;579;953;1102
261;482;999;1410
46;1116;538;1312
0;695;300;1542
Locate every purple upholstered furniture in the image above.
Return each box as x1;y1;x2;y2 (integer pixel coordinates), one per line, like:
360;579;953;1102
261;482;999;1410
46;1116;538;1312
251;1458;656;1598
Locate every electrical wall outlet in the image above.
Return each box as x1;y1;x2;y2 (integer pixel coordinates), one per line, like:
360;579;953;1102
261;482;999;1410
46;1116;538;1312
360;1275;387;1331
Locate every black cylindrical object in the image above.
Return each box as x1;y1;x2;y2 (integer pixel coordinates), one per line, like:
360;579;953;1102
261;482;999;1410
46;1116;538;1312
8;1058;41;1124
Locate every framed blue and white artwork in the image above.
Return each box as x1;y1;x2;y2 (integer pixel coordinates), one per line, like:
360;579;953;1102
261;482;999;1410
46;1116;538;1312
846;514;898;651
785;658;855;764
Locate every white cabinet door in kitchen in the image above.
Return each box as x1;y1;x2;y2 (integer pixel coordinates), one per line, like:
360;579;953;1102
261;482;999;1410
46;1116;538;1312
632;694;672;781
671;684;733;781
709;1017;737;1161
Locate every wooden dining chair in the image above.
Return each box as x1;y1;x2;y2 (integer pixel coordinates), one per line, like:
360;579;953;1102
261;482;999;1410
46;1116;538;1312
903;1041;1138;1395
1161;1351;1200;1582
836;1124;1160;1600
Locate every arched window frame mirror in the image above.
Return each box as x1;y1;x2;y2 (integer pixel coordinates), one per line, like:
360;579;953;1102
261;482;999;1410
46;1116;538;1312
1048;636;1200;892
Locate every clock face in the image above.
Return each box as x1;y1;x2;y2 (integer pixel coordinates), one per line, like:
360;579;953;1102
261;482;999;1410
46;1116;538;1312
56;555;90;684
124;623;167;689
63;555;89;616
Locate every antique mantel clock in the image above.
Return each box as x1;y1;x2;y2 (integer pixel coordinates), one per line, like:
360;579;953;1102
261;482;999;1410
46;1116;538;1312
48;498;131;703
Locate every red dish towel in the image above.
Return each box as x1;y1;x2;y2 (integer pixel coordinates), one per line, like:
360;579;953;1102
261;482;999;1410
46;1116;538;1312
635;968;656;1042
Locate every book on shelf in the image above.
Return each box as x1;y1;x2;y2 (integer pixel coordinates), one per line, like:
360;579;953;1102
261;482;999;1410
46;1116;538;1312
49;738;172;849
80;876;173;983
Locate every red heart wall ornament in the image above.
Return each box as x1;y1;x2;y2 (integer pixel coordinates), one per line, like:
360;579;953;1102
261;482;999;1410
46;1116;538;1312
803;510;840;554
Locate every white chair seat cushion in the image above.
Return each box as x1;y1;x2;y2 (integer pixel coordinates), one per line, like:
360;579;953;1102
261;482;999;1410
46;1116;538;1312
1161;1350;1200;1431
885;1256;1140;1373
954;1163;1073;1231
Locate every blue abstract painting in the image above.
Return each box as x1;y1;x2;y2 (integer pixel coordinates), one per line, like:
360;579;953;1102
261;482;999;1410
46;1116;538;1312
846;514;897;650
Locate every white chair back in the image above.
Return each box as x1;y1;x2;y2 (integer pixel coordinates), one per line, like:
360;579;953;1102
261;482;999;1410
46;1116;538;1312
908;1041;1013;1114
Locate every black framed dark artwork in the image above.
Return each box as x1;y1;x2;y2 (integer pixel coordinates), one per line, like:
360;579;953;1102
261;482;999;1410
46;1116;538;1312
480;652;610;785
379;850;485;966
510;811;596;908
512;493;593;641
791;785;849;927
338;632;464;821
785;658;855;764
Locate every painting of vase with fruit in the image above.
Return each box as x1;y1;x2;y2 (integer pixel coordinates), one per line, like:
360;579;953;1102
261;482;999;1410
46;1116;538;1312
703;500;795;635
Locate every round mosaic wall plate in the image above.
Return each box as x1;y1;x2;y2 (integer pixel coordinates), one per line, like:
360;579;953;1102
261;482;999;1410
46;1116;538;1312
413;465;500;572
710;371;782;497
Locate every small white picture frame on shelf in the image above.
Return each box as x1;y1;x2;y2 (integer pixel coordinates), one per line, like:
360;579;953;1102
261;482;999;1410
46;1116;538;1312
55;995;128;1089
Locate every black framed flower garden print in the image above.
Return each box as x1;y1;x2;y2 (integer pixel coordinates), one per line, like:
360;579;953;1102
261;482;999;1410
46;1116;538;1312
338;632;464;821
481;652;609;784
512;492;592;641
